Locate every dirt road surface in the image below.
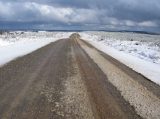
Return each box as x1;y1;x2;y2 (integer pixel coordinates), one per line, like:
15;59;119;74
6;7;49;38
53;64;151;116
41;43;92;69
0;33;159;119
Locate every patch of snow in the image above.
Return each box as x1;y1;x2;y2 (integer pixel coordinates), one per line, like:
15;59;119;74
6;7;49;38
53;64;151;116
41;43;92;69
80;32;160;64
0;31;72;66
80;32;160;86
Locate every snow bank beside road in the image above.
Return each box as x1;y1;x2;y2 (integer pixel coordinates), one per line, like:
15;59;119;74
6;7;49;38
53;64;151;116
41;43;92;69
80;32;160;86
0;32;72;66
80;32;160;64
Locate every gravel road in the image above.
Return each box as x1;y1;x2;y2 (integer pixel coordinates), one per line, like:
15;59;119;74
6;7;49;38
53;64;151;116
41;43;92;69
0;33;159;119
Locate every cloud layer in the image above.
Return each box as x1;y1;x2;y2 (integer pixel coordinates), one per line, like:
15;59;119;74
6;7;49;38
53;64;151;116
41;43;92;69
0;0;160;31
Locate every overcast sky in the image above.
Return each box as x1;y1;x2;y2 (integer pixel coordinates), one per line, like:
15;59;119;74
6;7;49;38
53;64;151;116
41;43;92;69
0;0;160;32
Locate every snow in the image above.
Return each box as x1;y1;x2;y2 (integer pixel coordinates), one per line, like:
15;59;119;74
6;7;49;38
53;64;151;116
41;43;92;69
1;31;160;85
80;32;160;86
0;31;72;66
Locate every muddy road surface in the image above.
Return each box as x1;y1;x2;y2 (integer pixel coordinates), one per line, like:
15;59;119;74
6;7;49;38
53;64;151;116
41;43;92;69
0;34;159;119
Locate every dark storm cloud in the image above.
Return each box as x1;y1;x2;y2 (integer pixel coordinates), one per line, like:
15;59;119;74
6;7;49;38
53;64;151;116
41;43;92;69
0;0;160;31
109;1;160;22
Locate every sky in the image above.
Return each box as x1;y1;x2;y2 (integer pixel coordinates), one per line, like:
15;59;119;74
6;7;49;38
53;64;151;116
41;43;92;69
0;0;160;32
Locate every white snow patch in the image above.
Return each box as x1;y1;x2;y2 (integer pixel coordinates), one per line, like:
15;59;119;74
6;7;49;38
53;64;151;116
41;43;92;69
0;31;72;66
80;32;160;86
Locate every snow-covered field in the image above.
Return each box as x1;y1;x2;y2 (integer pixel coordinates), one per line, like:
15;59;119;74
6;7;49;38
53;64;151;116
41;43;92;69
1;31;160;85
80;31;160;86
0;31;72;66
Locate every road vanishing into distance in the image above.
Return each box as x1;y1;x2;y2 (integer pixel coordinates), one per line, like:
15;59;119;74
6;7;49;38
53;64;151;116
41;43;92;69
0;33;160;119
